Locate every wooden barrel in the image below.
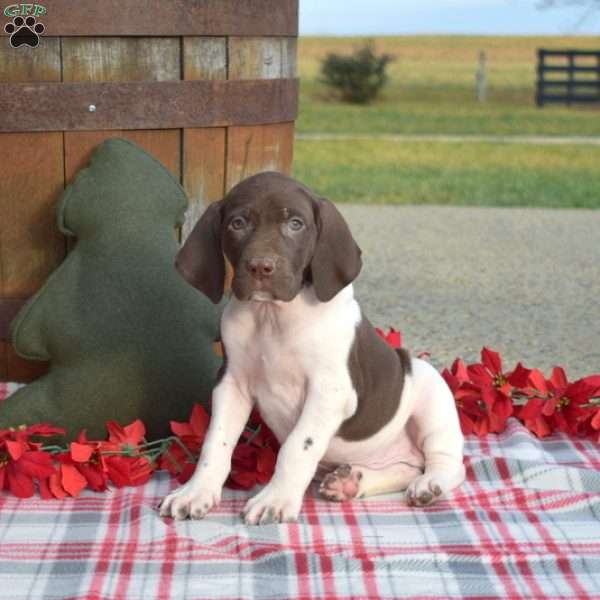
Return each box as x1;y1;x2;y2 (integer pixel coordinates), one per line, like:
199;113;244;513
0;0;298;382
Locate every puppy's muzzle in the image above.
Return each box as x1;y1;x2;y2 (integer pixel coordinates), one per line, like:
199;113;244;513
246;256;276;280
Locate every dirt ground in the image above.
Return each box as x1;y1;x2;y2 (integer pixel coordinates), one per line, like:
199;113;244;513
341;204;600;379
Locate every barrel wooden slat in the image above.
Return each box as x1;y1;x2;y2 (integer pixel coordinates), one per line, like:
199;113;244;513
62;37;182;261
226;122;295;190
0;37;61;81
229;37;297;80
281;39;299;78
0;35;64;381
227;37;295;190
183;38;227;81
181;128;227;242
0;133;64;381
181;35;228;240
61;35;182;190
36;0;298;37
62;38;181;82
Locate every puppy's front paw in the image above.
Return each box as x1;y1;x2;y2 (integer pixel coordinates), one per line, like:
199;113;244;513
242;484;302;525
159;484;221;520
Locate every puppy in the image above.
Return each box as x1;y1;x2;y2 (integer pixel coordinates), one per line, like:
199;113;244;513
160;172;465;524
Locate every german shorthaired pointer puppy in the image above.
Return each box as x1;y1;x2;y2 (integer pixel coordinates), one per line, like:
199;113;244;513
160;172;465;524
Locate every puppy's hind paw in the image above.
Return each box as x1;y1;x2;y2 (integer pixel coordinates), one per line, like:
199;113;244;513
318;464;362;502
405;471;459;507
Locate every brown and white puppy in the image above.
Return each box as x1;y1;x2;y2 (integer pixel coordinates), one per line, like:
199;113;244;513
160;172;465;525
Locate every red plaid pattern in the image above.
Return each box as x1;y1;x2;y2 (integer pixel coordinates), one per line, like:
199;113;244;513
1;384;600;599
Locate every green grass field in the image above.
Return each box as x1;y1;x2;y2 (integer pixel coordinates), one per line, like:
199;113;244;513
292;36;600;208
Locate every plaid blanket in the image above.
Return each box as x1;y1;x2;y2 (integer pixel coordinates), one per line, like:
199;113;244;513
1;382;600;599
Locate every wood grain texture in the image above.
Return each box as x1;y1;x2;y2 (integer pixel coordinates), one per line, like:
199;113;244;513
0;36;60;82
62;37;180;82
24;0;299;37
182;128;226;242
0;35;63;380
229;37;297;79
184;38;227;81
281;38;298;78
0;133;64;381
62;33;182;195
0;79;299;132
0;299;25;342
226;122;295;191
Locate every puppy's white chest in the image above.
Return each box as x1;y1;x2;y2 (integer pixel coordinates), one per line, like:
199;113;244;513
222;289;360;445
252;344;306;440
226;320;308;442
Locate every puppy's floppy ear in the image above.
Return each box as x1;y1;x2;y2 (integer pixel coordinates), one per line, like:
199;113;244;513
310;196;362;302
176;201;225;304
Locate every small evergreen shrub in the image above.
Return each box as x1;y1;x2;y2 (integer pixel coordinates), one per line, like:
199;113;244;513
320;43;393;104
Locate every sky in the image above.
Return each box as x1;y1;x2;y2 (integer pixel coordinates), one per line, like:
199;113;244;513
299;0;600;36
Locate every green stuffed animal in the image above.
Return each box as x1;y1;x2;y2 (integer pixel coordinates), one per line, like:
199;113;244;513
1;139;221;440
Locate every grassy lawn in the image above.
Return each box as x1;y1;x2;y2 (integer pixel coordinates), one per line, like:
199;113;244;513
294;139;600;208
293;36;600;207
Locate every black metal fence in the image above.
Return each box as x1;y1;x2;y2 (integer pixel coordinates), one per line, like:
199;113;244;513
536;49;600;107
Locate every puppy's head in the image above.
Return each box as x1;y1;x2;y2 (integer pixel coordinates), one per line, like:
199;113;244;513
176;172;362;304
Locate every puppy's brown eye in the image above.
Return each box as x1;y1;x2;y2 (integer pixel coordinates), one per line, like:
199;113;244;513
288;217;304;231
229;216;248;231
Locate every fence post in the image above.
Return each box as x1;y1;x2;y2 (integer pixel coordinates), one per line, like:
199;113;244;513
536;48;545;107
597;53;600;102
567;52;575;106
476;51;487;103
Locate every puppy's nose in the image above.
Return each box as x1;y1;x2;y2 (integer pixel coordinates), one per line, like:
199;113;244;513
247;257;276;278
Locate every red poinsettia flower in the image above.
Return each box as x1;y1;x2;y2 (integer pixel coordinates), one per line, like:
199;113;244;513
544;371;595;435
104;455;154;487
228;444;277;490
158;442;197;484
0;449;56;498
443;359;478;434
169;404;210;453
159;404;212;483
72;431;111;491
227;409;280;490
517;367;596;437
515;368;556;437
241;409;280;449
589;408;600;440
43;432;108;497
97;420;154;487
461;348;533;434
442;355;513;436
0;425;62;498
375;327;402;348
467;348;530;392
105;420;145;447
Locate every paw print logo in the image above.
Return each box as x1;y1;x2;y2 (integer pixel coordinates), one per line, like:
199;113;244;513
4;15;45;48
